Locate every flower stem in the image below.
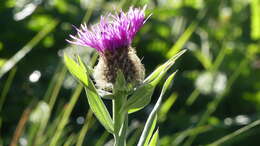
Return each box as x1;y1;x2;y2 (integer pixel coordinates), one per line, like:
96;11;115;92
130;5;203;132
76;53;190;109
113;92;128;146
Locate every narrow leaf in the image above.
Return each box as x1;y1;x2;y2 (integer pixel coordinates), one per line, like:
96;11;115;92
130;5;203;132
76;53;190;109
84;87;114;133
144;115;157;146
64;54;88;86
127;70;167;114
144;50;186;83
127;84;154;114
137;72;177;146
64;54;113;133
77;55;87;72
127;54;181;114
158;93;177;122
149;128;159;146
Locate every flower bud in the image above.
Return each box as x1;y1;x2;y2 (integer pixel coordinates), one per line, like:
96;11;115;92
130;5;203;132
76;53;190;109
67;6;150;90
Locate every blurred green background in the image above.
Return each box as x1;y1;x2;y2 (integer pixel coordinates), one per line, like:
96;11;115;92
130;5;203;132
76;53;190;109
1;0;260;145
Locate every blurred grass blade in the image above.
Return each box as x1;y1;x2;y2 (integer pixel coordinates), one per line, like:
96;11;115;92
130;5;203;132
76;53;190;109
208;119;260;146
127;126;143;146
27;102;49;146
186;45;227;106
64;133;77;146
44;63;67;110
37;108;64;145
192;49;212;69
0;19;58;79
76;110;94;146
172;126;211;146
10;108;31;146
166;22;198;58
13;0;42;21
251;0;260;40
49;85;83;146
96;131;110;146
158;93;177;122
138;72;177;146
148;128;159;146
184;58;249;146
0;67;17;112
34;63;66;145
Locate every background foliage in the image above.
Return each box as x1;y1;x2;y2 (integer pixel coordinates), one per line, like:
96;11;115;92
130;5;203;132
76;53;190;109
1;0;260;145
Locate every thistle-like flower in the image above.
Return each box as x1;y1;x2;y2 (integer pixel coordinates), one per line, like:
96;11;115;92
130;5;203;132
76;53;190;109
68;6;149;90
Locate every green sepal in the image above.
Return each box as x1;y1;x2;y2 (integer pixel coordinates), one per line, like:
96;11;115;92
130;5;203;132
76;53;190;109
114;70;129;93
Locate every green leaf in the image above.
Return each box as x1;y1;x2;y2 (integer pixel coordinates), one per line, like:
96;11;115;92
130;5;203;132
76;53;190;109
127;84;154;114
137;72;177;146
149;129;159;146
160;71;177;95
83;64;114;133
64;54;113;133
144;50;186;83
76;55;94;75
127;69;168;114
127;50;185;114
64;54;88;86
144;115;157;146
84;86;114;133
158;93;177;122
76;55;87;72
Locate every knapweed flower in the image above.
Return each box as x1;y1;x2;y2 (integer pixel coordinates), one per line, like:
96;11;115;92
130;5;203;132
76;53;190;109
68;6;149;90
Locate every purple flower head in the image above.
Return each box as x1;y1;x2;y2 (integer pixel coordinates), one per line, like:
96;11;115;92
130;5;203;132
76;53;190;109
68;6;149;54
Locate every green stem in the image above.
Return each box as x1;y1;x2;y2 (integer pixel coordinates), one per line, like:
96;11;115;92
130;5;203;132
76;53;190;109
113;92;128;146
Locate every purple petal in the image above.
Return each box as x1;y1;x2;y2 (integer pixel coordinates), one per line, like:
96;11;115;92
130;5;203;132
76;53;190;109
67;6;149;54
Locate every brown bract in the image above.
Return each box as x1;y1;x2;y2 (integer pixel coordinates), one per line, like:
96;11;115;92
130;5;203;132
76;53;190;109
93;47;145;90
